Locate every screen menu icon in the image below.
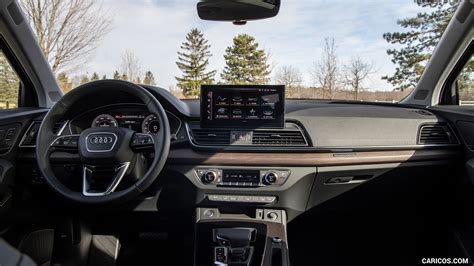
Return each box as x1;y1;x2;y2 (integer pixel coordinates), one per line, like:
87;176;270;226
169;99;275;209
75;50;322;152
231;96;244;106
246;97;259;106
230;108;243;119
215;107;229;119
261;108;275;119
245;107;259;119
215;95;229;106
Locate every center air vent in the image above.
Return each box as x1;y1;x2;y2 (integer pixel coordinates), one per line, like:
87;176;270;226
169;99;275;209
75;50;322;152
418;124;456;145
190;128;231;145
252;129;307;146
188;122;309;147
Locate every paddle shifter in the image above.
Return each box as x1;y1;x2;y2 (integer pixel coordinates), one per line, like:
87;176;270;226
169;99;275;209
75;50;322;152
212;228;257;266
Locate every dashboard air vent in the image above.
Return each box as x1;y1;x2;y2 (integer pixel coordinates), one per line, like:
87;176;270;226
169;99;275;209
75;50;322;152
191;128;231;145
19;122;41;147
252;129;307;146
418;124;456;145
20;120;66;147
53;120;66;134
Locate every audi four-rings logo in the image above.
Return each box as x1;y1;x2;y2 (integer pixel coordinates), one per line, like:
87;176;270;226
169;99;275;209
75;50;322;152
89;136;114;144
85;133;117;152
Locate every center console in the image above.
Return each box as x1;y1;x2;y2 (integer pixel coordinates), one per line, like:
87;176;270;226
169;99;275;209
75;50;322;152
189;85;301;265
194;208;289;266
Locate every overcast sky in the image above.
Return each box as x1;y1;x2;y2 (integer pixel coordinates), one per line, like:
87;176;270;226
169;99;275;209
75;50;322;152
84;0;429;91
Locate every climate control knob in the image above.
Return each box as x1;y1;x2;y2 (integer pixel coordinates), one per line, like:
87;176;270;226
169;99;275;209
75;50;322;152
263;172;279;185
202;171;217;184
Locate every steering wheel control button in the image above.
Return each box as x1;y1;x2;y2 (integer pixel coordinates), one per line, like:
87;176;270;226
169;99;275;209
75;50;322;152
131;133;154;150
52;135;79;149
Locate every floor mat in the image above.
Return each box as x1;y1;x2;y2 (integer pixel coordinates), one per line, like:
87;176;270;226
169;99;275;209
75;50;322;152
116;233;193;266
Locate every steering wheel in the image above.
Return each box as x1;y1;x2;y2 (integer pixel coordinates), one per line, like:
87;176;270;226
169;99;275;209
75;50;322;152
35;80;170;204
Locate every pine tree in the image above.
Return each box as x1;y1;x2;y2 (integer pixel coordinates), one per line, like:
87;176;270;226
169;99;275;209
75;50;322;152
121;73;128;81
176;28;216;97
91;72;100;81
382;2;458;91
102;75;107;80
221;34;271;85
143;71;156;85
457;57;474;99
0;53;19;108
80;75;90;85
113;71;120;80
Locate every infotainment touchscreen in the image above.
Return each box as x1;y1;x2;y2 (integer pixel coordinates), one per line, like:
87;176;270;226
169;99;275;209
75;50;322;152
200;85;285;128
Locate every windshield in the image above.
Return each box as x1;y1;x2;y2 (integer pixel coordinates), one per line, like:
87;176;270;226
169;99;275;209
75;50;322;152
19;0;460;102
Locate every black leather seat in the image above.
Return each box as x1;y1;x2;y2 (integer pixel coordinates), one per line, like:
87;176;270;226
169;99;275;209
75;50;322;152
0;239;36;266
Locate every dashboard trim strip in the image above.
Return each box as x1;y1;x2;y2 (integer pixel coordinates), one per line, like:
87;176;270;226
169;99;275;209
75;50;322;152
167;148;459;167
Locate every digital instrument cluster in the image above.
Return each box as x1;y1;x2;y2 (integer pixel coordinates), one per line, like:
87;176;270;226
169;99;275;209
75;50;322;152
91;112;160;134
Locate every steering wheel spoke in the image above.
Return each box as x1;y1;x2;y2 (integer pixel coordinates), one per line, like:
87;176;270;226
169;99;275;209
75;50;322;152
82;162;130;196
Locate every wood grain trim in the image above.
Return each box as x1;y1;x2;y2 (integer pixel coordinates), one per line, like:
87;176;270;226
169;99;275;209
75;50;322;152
167;148;459;167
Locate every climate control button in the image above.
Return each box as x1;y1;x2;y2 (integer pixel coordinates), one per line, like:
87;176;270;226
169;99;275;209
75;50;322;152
263;172;279;185
202;171;217;184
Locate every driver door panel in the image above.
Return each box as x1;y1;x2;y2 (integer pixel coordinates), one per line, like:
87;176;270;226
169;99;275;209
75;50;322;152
0;158;14;214
0;109;46;216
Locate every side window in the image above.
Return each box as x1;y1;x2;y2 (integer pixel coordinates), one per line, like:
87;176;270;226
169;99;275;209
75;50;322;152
458;55;474;106
0;50;20;109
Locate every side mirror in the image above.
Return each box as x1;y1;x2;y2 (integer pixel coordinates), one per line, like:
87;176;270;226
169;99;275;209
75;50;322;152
197;0;280;24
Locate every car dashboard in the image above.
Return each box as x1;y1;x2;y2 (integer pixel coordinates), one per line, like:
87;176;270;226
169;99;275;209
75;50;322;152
13;85;460;221
5;85;462;266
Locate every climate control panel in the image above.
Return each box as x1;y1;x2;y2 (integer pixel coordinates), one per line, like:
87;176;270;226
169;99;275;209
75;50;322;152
194;168;290;187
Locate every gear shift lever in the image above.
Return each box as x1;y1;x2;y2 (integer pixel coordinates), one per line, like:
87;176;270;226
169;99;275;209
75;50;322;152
213;228;256;266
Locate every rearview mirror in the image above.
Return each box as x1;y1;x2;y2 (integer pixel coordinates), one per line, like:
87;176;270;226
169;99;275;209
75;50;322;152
197;0;280;24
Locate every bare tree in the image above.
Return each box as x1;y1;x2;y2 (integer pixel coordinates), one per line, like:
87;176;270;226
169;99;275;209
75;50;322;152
343;56;375;100
265;49;277;79
119;50;142;83
274;65;303;98
21;0;112;74
310;38;338;99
